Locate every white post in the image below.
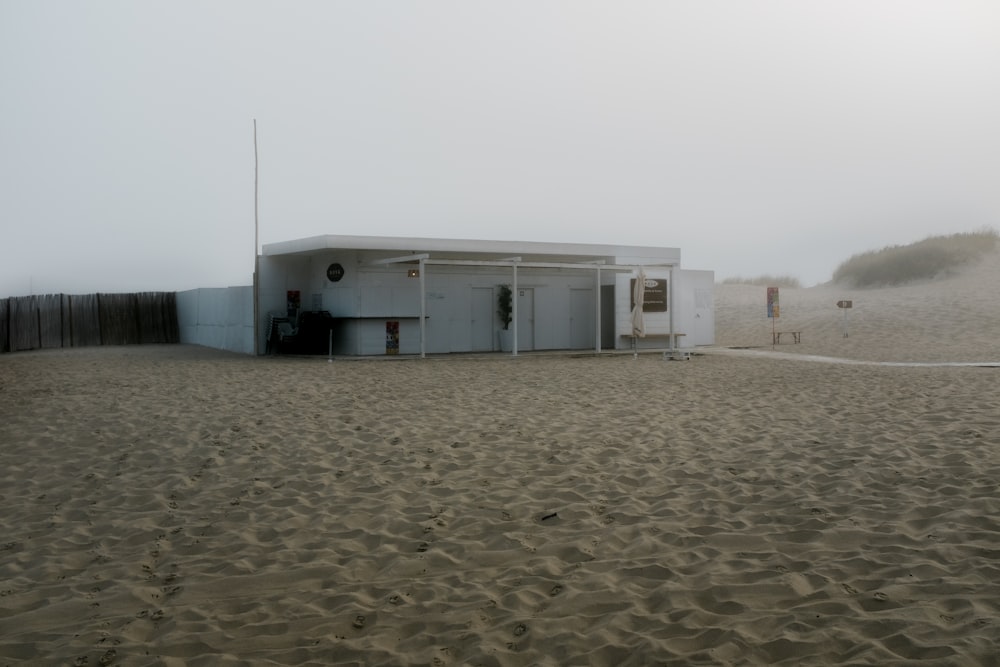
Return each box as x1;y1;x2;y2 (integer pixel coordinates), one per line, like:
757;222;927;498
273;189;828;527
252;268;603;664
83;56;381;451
419;257;427;358
668;265;675;353
595;265;602;354
511;262;519;356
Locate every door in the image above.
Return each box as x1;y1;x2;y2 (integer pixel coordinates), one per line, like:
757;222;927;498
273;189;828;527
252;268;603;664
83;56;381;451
471;287;494;351
516;287;534;351
569;288;595;349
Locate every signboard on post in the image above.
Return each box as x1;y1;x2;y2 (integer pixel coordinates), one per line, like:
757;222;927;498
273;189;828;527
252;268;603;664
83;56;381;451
766;287;780;318
767;287;779;349
837;300;852;337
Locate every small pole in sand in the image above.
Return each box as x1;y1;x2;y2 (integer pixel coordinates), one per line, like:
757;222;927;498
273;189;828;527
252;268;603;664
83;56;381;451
837;300;852;338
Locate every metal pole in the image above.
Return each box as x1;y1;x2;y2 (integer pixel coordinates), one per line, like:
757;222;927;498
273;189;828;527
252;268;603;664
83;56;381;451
511;262;518;357
419;257;426;358
252;119;260;355
595;265;601;354
668;265;675;353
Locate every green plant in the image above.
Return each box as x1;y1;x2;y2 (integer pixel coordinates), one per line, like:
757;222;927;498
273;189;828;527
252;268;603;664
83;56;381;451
832;228;998;287
497;285;512;330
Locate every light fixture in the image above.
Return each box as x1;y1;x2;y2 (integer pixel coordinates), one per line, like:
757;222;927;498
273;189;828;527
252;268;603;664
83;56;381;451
407;269;420;278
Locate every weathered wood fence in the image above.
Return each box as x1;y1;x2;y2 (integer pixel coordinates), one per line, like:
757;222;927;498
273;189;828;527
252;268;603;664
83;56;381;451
0;292;179;353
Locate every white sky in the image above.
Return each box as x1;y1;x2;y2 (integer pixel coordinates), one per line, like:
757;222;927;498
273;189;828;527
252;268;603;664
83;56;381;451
2;1;998;295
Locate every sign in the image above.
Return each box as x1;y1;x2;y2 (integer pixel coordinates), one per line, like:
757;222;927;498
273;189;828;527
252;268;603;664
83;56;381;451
767;287;780;318
326;263;345;282
385;321;399;355
630;278;668;312
838;300;852;338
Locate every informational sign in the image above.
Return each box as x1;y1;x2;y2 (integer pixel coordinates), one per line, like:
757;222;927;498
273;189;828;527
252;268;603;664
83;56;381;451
630;278;668;312
767;287;780;318
385;320;399;355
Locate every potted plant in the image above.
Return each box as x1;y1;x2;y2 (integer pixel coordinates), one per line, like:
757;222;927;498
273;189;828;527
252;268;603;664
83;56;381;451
497;284;513;351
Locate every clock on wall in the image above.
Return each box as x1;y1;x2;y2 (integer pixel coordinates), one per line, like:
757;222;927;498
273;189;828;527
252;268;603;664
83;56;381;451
326;263;345;282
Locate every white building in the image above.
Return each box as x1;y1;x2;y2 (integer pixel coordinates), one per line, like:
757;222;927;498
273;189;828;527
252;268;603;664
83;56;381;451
248;234;714;356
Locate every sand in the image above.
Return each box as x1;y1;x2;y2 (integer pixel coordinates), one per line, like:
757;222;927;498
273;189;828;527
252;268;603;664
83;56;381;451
2;254;999;666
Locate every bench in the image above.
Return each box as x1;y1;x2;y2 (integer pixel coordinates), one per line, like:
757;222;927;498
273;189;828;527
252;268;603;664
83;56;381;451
627;333;690;359
773;331;802;344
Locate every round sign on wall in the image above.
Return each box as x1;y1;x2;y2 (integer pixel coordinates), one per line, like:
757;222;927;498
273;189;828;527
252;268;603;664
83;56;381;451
326;263;345;282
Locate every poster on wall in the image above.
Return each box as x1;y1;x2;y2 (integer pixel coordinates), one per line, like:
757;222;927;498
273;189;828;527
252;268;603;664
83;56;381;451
386;320;399;355
630;278;668;312
287;290;301;318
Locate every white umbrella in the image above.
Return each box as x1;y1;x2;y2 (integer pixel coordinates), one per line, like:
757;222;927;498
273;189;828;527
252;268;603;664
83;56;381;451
631;267;646;339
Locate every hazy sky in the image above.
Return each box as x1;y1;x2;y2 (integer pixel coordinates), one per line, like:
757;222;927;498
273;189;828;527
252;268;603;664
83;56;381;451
2;1;998;296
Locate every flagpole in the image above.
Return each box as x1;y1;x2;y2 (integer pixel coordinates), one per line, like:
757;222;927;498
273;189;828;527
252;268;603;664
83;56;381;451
253;119;260;355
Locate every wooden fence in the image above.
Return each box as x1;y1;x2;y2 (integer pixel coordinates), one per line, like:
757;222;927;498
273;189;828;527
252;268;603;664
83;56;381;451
0;292;179;353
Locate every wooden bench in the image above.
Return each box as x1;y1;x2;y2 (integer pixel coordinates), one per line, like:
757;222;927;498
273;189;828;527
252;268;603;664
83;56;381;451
625;333;689;359
773;331;802;344
629;333;685;350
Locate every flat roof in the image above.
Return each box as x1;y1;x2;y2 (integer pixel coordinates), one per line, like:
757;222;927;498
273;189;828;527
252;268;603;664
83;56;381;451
262;234;681;266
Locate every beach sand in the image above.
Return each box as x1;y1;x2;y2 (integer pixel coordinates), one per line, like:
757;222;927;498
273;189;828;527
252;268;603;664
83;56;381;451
2;253;999;666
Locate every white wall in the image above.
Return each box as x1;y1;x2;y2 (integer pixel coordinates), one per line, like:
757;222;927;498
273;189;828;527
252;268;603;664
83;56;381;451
177;286;254;355
613;269;715;349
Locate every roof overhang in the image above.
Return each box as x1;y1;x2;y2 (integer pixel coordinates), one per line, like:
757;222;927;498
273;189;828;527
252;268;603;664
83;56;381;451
262;234;680;267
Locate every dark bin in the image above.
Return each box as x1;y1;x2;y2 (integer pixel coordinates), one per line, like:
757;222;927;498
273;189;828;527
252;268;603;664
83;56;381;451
281;310;336;355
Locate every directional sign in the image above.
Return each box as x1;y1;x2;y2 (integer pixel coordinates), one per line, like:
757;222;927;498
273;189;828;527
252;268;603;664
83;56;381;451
836;300;853;309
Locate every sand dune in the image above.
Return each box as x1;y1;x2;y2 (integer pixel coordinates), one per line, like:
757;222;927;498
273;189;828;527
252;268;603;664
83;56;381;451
716;249;1000;363
2;254;1000;665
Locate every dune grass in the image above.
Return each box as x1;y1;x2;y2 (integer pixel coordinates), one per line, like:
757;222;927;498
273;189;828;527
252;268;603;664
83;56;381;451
719;274;803;288
832;228;998;288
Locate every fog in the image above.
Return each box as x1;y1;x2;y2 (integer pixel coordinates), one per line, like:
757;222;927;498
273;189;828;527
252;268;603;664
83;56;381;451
2;1;998;296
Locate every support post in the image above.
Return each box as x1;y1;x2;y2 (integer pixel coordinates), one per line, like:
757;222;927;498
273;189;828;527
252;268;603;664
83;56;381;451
511;262;518;357
595;265;602;354
668;265;675;353
419;257;427;358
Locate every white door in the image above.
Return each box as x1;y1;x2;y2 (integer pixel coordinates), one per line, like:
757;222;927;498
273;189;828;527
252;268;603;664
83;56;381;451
471;287;494;351
516;287;534;351
569;288;595;349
